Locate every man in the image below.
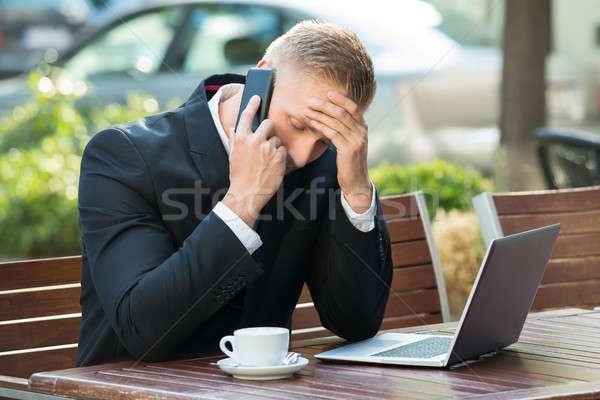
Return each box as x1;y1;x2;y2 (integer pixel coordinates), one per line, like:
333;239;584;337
77;21;393;366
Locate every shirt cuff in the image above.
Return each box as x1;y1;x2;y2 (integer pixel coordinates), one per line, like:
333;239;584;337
340;179;377;232
213;201;262;254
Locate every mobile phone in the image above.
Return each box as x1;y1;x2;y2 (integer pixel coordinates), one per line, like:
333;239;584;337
234;68;275;132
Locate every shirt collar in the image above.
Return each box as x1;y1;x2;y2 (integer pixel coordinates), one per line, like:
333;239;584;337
207;86;231;156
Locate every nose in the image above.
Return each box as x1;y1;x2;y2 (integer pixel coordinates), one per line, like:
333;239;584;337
289;137;320;169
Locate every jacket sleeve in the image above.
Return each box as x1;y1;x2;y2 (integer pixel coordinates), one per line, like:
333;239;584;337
306;190;393;340
78;128;263;361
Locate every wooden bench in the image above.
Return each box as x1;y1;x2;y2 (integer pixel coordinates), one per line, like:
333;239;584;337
291;191;450;343
473;186;600;310
0;255;81;398
0;191;451;394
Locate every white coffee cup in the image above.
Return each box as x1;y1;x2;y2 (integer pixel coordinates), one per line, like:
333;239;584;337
219;327;289;366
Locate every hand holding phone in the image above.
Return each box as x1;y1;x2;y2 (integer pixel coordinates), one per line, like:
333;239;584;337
223;67;285;228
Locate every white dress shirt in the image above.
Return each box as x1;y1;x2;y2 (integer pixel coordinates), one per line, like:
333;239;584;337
208;85;376;254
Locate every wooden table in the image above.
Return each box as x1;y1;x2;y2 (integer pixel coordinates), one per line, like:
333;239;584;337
24;308;600;399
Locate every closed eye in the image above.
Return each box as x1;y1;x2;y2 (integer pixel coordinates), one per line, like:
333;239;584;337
289;116;305;131
289;115;330;147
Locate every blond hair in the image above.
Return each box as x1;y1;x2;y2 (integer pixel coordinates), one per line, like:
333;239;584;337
264;20;376;111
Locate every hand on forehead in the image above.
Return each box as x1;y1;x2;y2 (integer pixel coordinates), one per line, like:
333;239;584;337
277;75;358;124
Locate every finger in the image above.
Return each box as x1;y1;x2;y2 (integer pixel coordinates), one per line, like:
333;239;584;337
267;135;282;149
274;146;288;174
307;119;344;148
237;95;261;134
254;119;275;141
327;90;365;124
307;97;361;134
303;107;353;141
276;145;287;162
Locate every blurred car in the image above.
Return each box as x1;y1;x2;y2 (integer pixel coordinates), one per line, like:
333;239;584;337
0;0;95;79
0;0;595;172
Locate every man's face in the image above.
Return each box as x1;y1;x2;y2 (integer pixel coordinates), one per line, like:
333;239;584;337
264;62;346;173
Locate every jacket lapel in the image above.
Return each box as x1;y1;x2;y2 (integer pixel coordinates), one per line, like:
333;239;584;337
183;74;245;199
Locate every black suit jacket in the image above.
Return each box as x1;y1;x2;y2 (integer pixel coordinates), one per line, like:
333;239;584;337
76;73;393;367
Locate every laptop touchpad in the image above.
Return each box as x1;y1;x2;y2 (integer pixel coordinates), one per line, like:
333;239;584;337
326;337;404;357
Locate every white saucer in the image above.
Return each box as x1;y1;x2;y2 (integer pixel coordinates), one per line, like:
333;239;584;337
216;357;309;380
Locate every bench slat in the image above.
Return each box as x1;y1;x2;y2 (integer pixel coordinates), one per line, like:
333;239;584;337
493;186;600;214
499;210;600;236
384;288;441;317
0;256;81;291
297;285;311;304
0;316;81;353
542;257;600;284
392;240;432;267
290;327;335;341
291;307;323;331
387;218;426;243
551;233;600;259
381;196;420;218
0;347;78;379
391;264;437;292
533;281;600;310
0;286;81;321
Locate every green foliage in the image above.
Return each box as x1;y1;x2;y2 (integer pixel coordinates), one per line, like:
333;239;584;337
0;66;164;258
370;160;493;218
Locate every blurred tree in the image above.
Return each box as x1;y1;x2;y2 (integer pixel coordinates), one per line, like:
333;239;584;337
500;0;549;190
0;67;164;259
370;161;493;219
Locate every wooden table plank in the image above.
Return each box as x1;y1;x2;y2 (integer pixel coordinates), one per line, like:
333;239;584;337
576;312;600;319
97;369;355;400
520;325;600;344
120;363;399;400
36;368;312;400
463;381;600;399
516;335;600;354
308;366;492;398
479;351;600;381
143;358;453;400
504;344;600;366
449;356;579;385
26;309;600;400
313;361;534;392
525;319;600;335
501;350;600;370
524;321;600;338
544;315;600;329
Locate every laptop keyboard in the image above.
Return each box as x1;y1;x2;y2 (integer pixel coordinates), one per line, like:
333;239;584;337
372;337;453;359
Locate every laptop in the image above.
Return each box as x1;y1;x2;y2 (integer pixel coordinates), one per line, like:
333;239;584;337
315;223;560;367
